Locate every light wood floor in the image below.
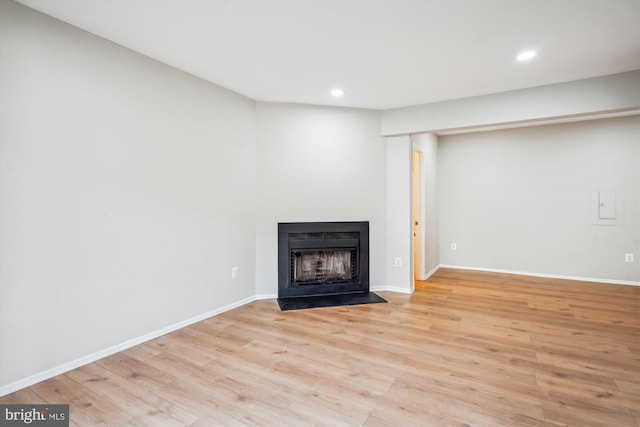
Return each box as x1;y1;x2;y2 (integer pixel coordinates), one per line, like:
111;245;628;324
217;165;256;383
2;268;639;426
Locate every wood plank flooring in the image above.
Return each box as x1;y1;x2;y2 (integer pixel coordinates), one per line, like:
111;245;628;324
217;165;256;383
2;268;639;426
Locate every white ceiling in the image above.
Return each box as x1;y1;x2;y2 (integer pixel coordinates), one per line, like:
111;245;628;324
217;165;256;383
16;0;640;110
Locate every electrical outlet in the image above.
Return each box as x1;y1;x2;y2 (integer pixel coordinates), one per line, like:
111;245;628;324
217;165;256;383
231;267;239;278
451;243;457;251
394;257;402;267
625;253;634;263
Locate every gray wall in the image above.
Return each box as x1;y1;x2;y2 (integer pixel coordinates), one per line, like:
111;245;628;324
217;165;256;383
438;116;639;282
1;0;257;390
385;136;413;291
254;102;387;296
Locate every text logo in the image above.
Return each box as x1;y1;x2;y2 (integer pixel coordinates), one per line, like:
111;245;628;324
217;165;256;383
1;405;68;426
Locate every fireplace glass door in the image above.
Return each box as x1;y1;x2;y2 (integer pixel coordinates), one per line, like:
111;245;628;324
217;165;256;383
278;221;369;299
292;249;356;284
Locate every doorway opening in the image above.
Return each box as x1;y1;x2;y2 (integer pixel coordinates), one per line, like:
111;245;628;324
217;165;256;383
412;147;424;281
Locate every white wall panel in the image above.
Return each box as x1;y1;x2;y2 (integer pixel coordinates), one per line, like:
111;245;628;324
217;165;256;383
438;116;639;282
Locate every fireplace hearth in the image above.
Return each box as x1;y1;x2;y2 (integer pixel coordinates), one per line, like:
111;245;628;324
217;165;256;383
277;221;386;310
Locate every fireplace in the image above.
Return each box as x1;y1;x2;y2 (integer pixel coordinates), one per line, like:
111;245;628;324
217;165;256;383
278;221;385;310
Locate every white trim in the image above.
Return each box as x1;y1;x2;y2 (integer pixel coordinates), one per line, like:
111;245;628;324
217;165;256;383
414;265;439;281
423;265;440;280
438;264;640;287
255;294;277;300
0;295;256;397
371;285;413;294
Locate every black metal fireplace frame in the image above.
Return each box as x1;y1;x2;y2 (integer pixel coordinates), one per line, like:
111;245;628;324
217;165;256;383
278;221;369;300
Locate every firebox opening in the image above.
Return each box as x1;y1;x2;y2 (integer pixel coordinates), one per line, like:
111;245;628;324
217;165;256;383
292;249;357;285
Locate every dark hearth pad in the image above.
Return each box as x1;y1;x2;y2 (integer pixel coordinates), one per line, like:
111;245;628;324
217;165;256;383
277;292;387;311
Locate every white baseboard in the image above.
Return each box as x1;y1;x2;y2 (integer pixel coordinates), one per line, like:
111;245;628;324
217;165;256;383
0;295;257;397
254;293;277;300
415;265;439;281
423;265;440;280
371;285;413;294
438;264;640;287
375;266;440;293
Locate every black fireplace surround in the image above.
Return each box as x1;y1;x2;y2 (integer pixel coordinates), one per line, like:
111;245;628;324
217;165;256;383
277;221;385;310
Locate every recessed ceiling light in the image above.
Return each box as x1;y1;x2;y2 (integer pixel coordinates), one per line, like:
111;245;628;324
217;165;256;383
516;50;537;61
331;88;345;97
